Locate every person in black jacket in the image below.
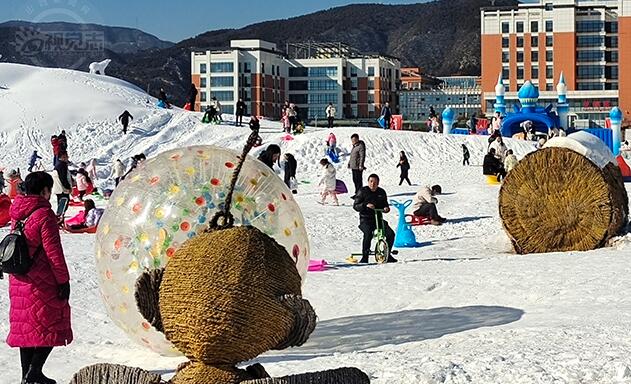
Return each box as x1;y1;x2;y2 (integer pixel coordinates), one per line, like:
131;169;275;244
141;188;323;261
353;174;396;263
158;88;170;108
236;98;247;127
55;152;72;217
462;144;470;166
483;148;506;181
188;84;198;111
118;110;134;134
397;151;411;186
257;144;281;170
58;130;68;153
283;153;297;194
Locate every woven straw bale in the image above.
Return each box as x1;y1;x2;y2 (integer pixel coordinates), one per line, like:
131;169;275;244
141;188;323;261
242;367;371;384
160;226;302;383
499;147;628;254
70;363;162;384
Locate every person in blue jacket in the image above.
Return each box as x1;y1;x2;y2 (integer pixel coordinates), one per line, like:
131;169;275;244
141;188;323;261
28;150;42;172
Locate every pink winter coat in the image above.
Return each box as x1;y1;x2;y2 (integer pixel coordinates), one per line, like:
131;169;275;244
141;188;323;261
75;173;89;192
6;195;72;347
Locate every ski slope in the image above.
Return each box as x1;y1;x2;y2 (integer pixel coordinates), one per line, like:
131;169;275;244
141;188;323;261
0;64;631;384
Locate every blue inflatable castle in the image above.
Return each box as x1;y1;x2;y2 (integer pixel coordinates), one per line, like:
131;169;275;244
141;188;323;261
494;73;569;138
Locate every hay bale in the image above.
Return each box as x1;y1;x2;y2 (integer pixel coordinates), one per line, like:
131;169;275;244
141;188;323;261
499;133;629;254
159;226;303;384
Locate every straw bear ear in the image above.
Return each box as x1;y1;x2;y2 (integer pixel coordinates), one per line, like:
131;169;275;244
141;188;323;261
273;294;317;350
135;268;165;333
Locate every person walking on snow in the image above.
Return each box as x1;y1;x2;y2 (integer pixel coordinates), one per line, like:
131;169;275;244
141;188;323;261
380;102;392;129
112;159;126;187
211;97;222;122
236;98;247;127
86;158;97;181
188;83;198;112
283;153;297;194
50;136;60;168
325;102;336;129
353;174;396;263
28;150;42;172
52;152;72;218
318;158;338;205
397;151;411;186
462;144;470;166
412;185;446;225
118;110;134;135
348;133;366;196
7;171;72;384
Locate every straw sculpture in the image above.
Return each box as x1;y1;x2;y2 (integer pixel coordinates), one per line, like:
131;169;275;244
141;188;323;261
499;147;628;254
71;126;371;384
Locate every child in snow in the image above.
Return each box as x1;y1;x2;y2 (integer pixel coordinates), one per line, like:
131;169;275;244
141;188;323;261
69;199;104;230
318;158;338;206
28;150;42;172
462;144;470;166
327;132;337;152
75;168;92;200
504;149;518;173
397;151;411;186
412;185;446;225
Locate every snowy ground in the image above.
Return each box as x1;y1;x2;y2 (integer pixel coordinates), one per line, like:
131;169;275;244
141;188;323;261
1;64;631;384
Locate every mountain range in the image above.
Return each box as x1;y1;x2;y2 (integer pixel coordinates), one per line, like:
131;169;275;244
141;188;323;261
0;0;518;104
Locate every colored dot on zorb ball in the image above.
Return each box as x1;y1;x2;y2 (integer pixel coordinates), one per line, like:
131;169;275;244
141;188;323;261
94;145;310;356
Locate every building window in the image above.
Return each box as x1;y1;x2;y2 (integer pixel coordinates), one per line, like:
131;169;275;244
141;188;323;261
308;93;338;104
368;66;375;76
272;65;275;76
577;65;604;79
531;51;539;62
577;82;604;91
502;22;509;34
210;76;234;87
211;91;234;101
516;21;524;33
546;66;553;78
502;67;509;79
288;81;308;91
545;20;553;32
200;77;207;88
288;94;308;104
517;52;524;62
605;36;618;48
351;77;358;90
517;36;524;47
308;67;338;77
545;36;553;47
243;62;252;73
368;94;375;103
308;79;338;90
532;66;539;79
210;62;234;73
546;83;554;91
350;66;358;77
502;37;509;48
368;79;375;89
577;35;604;48
531;36;538;47
546;50;553;62
261;63;265;74
289;67;308;77
502;51;509;63
531;21;538;33
577;20;604;33
578;50;604;62
517;67;524;79
200;63;207;74
605;21;618;33
545;3;553;11
605;51;618;62
605;66;618;80
200;92;207;102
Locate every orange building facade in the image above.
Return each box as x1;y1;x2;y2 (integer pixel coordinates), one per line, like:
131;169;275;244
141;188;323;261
481;0;631;127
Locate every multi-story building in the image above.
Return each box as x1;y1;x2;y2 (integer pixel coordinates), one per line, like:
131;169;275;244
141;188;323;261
191;40;400;120
481;0;631;127
400;75;482;121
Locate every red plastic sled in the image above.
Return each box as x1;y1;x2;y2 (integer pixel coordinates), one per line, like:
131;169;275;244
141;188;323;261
72;183;94;198
183;102;192;111
405;214;431;226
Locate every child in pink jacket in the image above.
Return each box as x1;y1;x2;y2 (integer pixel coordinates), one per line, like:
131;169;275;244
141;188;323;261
7;171;72;384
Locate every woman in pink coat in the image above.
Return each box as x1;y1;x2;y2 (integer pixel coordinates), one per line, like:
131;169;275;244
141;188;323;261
7;171;72;384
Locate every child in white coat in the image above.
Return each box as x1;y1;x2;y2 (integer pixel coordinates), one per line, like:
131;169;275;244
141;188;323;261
318;158;338;205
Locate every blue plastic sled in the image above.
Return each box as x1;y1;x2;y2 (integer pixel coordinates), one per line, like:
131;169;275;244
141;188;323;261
326;147;340;163
157;100;167;109
390;199;426;248
377;115;386;129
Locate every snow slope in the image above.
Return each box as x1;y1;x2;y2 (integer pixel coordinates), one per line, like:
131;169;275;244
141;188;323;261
0;64;631;384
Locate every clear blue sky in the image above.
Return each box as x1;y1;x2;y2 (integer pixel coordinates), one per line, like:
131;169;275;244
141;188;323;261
2;0;428;42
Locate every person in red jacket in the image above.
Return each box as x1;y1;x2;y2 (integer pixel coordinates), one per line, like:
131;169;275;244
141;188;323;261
50;136;60;167
7;171;72;384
